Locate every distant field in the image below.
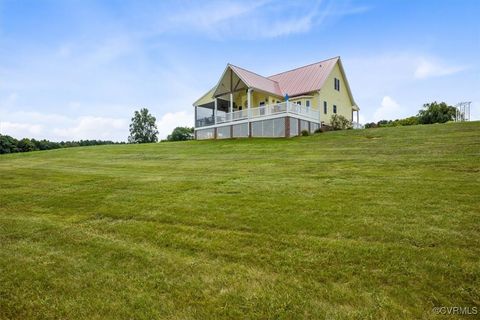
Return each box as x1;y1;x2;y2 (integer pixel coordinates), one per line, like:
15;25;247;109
0;122;479;319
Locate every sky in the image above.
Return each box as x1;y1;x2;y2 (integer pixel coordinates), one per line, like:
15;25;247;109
0;0;479;141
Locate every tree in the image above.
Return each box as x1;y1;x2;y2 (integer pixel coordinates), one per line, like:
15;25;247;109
167;127;194;141
128;108;158;143
330;114;352;130
17;138;36;152
417;102;456;124
0;135;18;154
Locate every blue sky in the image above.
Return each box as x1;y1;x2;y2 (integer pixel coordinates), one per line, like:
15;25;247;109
0;0;479;141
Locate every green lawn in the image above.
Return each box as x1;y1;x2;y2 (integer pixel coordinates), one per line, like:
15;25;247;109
1;122;479;319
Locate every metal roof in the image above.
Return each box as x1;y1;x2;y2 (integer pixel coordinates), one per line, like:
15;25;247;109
229;64;283;96
268;57;339;96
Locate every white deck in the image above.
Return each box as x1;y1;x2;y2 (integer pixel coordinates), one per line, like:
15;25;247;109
216;101;320;125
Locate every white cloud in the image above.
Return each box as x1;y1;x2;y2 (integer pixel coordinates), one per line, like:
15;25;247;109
52;116;127;141
0;109;194;141
0;110;128;141
345;52;475;123
373;96;402;122
168;0;369;39
414;58;465;79
0;121;43;137
156;111;194;140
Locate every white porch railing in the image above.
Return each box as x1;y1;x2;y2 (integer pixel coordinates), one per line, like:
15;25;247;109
352;122;364;129
216;101;320;124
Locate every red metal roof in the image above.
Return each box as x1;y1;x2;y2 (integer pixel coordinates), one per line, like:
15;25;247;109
268;57;339;96
229;57;339;97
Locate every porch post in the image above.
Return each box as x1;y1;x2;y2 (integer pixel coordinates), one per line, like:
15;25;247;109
194;106;197;128
247;88;252;119
318;90;322;123
356;110;359;124
229;93;233;113
214;98;218;124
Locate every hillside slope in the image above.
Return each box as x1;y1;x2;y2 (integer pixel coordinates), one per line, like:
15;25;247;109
1;122;479;319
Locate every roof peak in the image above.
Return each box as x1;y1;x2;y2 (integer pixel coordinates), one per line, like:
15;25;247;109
267;56;340;78
228;63;279;85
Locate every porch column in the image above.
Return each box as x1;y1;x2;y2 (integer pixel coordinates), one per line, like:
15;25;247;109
356;110;359;124
247;88;252;118
194;106;197;128
214;98;218;124
318;90;322;123
229;93;233;113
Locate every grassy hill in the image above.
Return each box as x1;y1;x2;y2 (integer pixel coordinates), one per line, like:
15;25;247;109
1;122;479;319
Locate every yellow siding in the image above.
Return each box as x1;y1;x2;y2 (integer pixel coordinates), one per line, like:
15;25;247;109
233;90;282;110
317;63;355;123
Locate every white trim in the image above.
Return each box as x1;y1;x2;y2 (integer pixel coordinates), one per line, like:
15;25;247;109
214;98;217;125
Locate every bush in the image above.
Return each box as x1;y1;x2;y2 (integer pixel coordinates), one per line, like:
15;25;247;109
167;127;194;141
17;138;36;152
330;115;352;130
314;128;323;133
417;102;456;124
0;135;18;154
301;130;309;136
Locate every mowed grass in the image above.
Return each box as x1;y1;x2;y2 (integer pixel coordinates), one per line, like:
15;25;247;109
0;122;479;319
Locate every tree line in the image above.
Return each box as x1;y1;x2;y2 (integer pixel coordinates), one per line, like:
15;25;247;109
0;136;124;154
364;101;456;128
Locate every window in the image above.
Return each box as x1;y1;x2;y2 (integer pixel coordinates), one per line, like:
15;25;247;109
333;105;337;114
259;101;265;107
324;101;327;114
306;100;311;107
334;78;340;91
297;101;302;105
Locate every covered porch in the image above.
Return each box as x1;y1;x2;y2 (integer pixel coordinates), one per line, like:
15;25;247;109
194;64;285;128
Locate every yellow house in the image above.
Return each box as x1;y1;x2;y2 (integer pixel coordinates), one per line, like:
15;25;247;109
193;56;360;139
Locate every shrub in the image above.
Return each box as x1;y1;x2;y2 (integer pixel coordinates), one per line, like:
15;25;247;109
314;128;323;133
0;135;18;154
417;102;456;124
301;130;309;136
330;115;352;130
167;127;194;141
17;138;36;152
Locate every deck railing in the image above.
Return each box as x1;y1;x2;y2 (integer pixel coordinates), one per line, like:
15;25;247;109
215;102;320;124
